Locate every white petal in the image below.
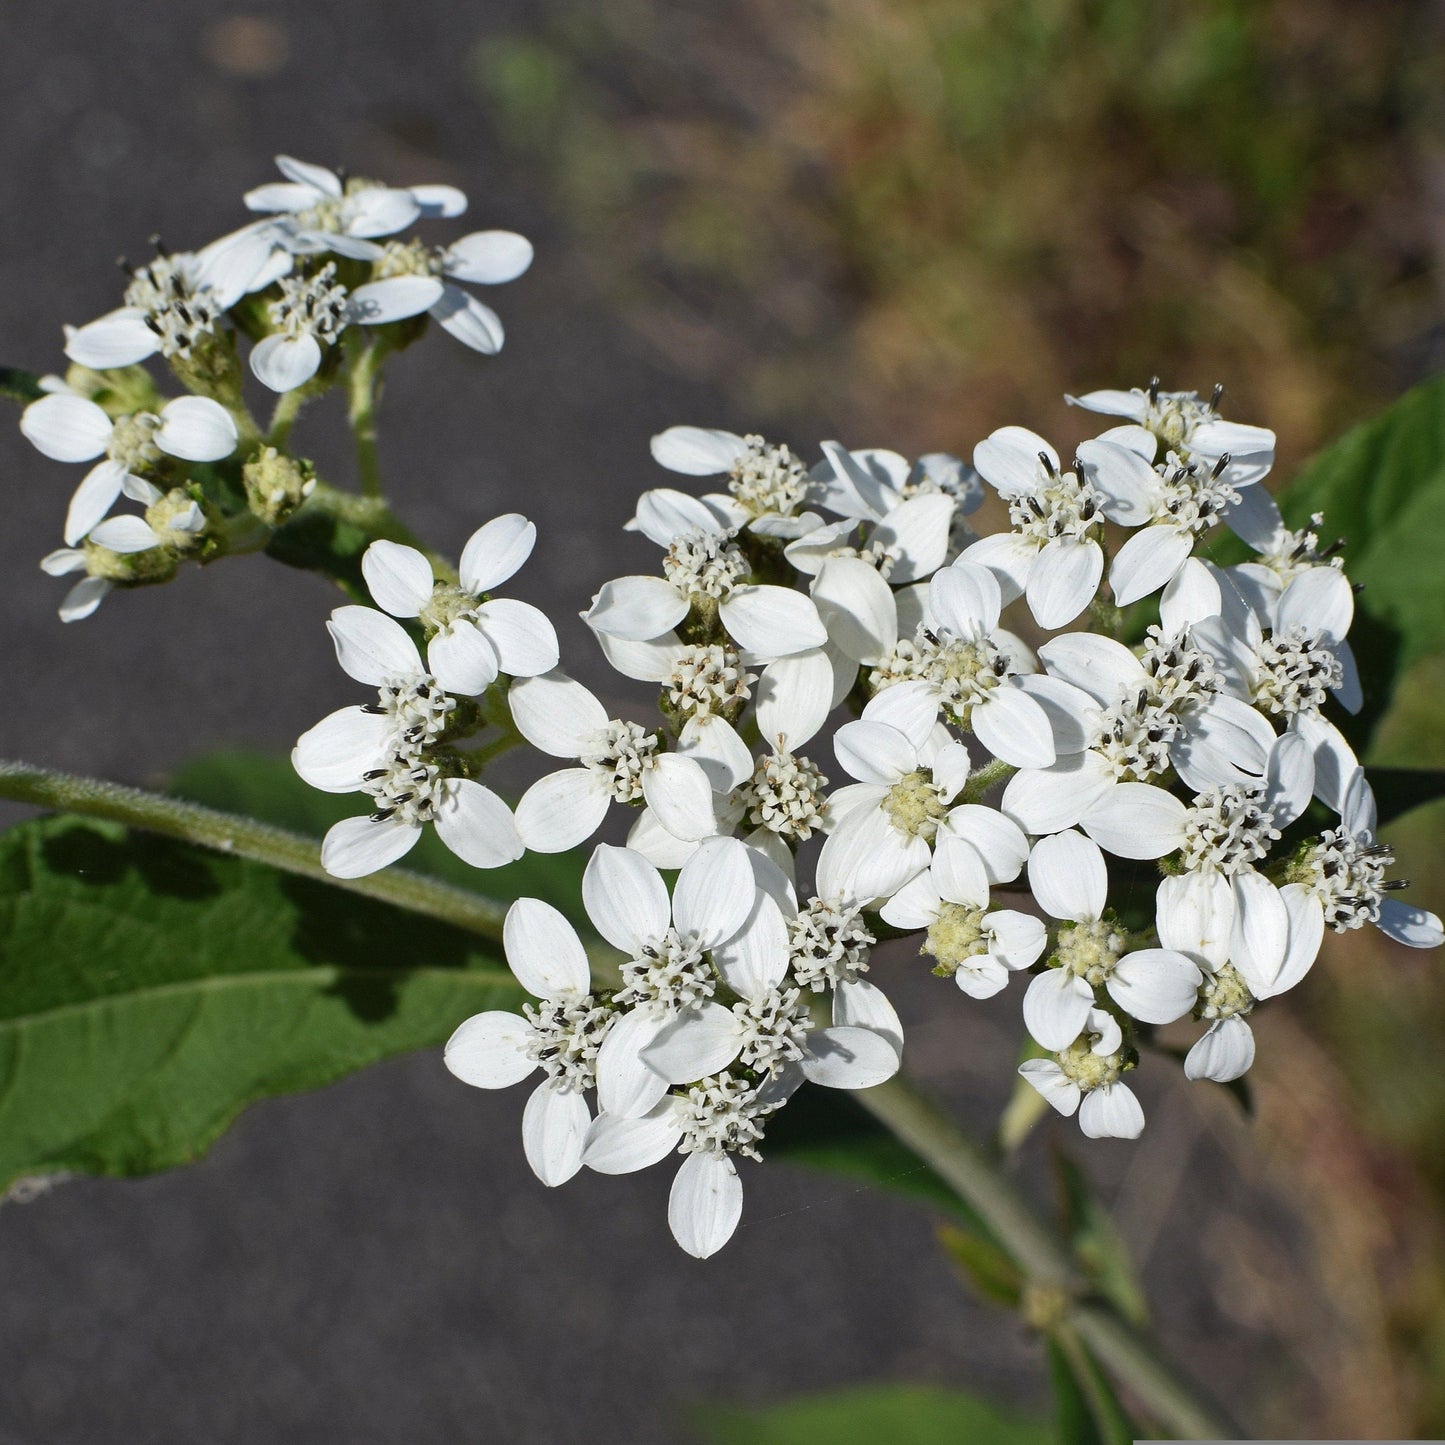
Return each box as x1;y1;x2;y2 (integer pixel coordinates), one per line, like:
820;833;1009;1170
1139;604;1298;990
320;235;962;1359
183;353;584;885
930;741;972;803
1027;539;1104;629
442;230;534;284
444;1011;535;1089
755;650;835;750
349;275;445;324
645;1002;745;1083
649;426;748;476
503;897;591;997
930;834;991;909
1014;674;1098;755
940;805;1030;884
1076;437;1160;526
508;671;609;757
958;532;1038;605
816;806;929;905
291;706;393;792
720;586;827;657
955;957;1011;999
816;439;897;519
674;836;757;948
1229;871;1290;996
1109;525;1193;607
929;560;1002;639
984;909;1048;970
833;718;915;785
515;769;612;853
343;187;422;238
1107;948;1201;1024
582;844;670;954
64;460;129;545
974;427;1056;495
1156;871;1235;968
319;814;421;878
1066;389;1148;423
458;513;536;593
1275;565;1354;643
1159;558;1223;636
1018;1058;1082;1116
326;605;422;685
20;394;111;461
1377;899;1445;949
522;1082;589;1187
677;713;753;792
474;599;559;679
1184;1017;1256;1083
878;871;943;931
433;779;523;869
250;332;322;392
594;630;680;682
431;283;505;353
713;893;790;996
1029;830;1107;921
582;1099;683;1173
641;753;717;843
362;540;435;617
1023;969;1096;1050
860;680;940;752
1081;782;1187;860
811;557;897;665
1264;730;1315;827
832;979;903;1057
57;576;111;622
88;515;163;553
972;687;1057;769
800;1026;901;1088
410;183;469;219
626;808;702;869
1171;696;1276;793
1078;1083;1145;1139
1001;754;1113;836
870;492;954;583
1037;632;1144;706
585;575;689;641
154;396;238;462
669;1152;743;1259
629;488;726;547
274;155;341;193
245;180;317;213
63;309;158;368
596;1010;673;1119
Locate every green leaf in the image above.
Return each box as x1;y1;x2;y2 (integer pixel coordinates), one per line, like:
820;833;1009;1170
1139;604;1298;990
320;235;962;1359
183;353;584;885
1365;767;1445;827
1051;1151;1148;1326
1045;1334;1137;1445
0;814;524;1190
937;1221;1024;1308
694;1384;1052;1445
0;366;43;404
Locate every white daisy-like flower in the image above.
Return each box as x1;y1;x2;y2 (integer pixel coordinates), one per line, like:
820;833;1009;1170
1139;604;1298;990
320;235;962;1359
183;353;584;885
249;262;360;392
360;514;558;695
1183;964;1258;1083
292;605;523;878
880;835;1047;997
244;154;467;254
38;548;120;623
1067;379;1276;487
508;670;719;853
21;392;237;544
1018;1008;1146;1140
647;427;819;538
1022;830;1201;1049
443;897;613;1187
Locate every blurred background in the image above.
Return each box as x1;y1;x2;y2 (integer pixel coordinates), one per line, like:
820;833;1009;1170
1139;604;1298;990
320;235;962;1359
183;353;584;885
1;1;1444;1439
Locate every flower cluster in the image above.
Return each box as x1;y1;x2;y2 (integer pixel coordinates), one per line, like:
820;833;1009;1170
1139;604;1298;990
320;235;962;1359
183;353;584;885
20;155;532;620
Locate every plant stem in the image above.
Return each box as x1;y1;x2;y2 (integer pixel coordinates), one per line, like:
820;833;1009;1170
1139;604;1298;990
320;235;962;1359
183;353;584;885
345;336;388;498
962;757;1016;803
855;1072;1239;1440
0;761;505;944
267;387;306;449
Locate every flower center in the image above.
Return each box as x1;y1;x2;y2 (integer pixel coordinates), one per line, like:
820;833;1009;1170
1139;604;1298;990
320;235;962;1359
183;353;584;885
1140;383;1217;450
739;750;829;840
1056;918;1124;986
269;263;349;346
1305;826;1396;931
666;643;753;719
125;256;223;358
1251;626;1343;716
922;901;988;975
1008;459;1103;544
677;1073;774;1159
579;720;659;802
1150;454;1240;533
1057;1034;1126;1091
372;238;444;280
364;675;457;750
883;769;949;841
1094;691;1182;781
730;986;813;1075
787;898;874;990
1198;963;1254;1021
728;435;810;519
522;995;614;1090
662;529;750;602
418;582;478;632
1259;517;1338;586
107;413;163;470
616;928;713;1013
1139;626;1220;707
1181;786;1279;875
361;752;443;826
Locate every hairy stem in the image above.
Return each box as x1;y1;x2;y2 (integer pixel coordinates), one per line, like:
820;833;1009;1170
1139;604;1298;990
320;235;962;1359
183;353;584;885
856;1072;1239;1439
345;336;388;499
962;757;1016;803
266;387;307;449
0;761;505;944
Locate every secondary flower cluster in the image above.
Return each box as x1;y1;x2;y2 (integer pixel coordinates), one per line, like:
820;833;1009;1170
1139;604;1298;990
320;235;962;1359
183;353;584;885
423;388;1441;1254
18;155;532;620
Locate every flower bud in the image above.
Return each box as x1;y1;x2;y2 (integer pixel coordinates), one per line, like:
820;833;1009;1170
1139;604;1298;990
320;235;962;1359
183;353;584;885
243;447;316;526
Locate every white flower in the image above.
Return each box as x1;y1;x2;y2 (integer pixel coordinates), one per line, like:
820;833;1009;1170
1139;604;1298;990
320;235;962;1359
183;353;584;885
360;514;557;694
1022;830;1201;1048
881;836;1046;997
648;427;818;537
509;670;718;853
1019;1009;1146;1139
64;238;265;369
244;154;466;254
21;392;237;544
292;606;523;877
1067;379;1275;487
1183;966;1258;1083
39;548;115;623
249;262;358;392
444;897;612;1186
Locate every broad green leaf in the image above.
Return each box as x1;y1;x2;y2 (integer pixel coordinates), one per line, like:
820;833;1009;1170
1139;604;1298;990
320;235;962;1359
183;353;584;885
695;1383;1052;1445
1051;1151;1148;1326
0;815;524;1189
